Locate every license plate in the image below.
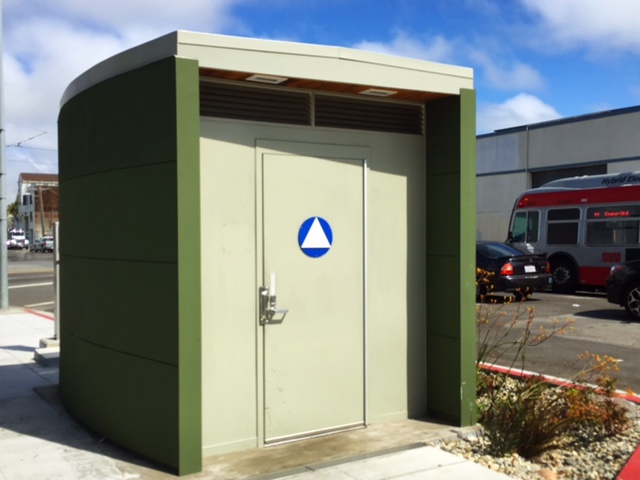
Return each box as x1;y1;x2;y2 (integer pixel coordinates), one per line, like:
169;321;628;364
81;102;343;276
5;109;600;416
524;265;536;273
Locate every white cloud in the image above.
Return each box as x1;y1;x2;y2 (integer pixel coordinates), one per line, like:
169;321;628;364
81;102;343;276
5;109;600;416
353;32;455;64
470;50;544;91
2;0;252;199
477;93;562;134
522;0;640;53
5;0;245;37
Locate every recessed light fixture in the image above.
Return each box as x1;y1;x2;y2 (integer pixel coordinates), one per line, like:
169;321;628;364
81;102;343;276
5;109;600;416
359;88;397;97
245;74;288;85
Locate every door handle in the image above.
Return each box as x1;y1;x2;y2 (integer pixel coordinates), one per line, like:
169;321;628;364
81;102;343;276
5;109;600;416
259;272;288;325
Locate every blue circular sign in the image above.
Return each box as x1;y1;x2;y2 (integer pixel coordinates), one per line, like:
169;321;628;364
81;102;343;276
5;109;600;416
298;217;333;258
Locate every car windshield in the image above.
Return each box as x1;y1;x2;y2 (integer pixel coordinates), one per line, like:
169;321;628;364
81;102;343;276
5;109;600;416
477;242;523;259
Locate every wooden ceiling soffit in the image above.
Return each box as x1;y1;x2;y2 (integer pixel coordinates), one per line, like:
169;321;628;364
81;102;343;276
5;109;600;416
199;68;449;103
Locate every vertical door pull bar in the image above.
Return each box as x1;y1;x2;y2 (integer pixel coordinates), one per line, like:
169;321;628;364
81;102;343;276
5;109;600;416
259;272;288;325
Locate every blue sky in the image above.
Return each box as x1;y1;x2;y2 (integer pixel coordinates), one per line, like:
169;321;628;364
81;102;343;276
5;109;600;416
3;0;640;199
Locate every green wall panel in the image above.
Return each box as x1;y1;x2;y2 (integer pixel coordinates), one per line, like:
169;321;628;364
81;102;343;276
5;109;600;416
426;172;461;257
175;57;202;474
59;55;201;475
60;256;178;364
58;59;180;180
425;256;461;338
425;90;476;427
60;332;179;468
60;327;178;466
61;165;177;261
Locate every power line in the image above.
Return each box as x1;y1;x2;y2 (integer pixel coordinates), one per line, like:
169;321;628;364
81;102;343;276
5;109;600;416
7;145;58;152
6;158;58;164
7;131;48;147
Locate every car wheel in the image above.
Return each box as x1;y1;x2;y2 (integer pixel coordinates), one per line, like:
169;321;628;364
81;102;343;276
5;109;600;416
551;260;576;294
623;283;640;320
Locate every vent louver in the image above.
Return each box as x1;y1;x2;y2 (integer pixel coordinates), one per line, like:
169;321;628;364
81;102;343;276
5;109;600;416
315;95;424;134
200;80;424;135
200;82;311;126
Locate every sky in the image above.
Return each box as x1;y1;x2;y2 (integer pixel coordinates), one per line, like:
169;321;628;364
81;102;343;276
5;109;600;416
3;0;640;200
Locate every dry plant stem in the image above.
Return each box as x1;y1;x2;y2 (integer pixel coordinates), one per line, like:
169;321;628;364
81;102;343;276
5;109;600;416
475;275;630;458
476;300;573;373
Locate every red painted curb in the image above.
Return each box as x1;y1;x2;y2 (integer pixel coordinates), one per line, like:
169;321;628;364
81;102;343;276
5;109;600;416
479;362;640;403
478;363;640;480
618;449;640;480
23;308;54;321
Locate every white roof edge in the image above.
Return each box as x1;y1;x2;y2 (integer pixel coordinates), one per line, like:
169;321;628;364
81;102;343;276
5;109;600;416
60;32;180;107
61;30;473;107
175;30;472;77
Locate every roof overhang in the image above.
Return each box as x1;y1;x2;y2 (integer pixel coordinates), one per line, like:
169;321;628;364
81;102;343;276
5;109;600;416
61;31;474;107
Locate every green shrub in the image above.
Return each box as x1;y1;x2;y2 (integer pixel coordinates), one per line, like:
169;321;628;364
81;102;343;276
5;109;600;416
475;273;632;458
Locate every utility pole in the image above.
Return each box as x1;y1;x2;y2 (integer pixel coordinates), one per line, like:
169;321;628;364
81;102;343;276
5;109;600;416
0;0;9;311
37;185;45;236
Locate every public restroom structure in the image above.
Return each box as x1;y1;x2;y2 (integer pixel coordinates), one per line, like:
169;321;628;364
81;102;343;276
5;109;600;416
58;31;476;475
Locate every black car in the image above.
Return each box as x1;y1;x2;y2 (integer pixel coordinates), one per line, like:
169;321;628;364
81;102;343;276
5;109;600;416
476;241;552;299
606;260;640;320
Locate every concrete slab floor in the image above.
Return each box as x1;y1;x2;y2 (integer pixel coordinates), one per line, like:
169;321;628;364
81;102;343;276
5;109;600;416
30;384;478;480
202;419;479;480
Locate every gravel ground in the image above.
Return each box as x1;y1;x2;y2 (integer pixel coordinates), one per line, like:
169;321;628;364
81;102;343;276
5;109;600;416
429;399;640;479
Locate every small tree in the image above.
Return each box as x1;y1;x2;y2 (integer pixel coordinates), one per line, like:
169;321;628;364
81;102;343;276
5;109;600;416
7;198;19;222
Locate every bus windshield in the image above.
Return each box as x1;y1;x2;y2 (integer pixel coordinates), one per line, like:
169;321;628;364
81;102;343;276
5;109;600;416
511;211;539;244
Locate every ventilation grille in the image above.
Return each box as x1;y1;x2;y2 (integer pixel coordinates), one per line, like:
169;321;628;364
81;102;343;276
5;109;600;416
200;80;424;134
200;82;311;125
315;95;424;134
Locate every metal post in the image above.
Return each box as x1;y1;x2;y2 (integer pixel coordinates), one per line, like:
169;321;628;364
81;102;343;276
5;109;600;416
0;0;9;311
54;221;60;340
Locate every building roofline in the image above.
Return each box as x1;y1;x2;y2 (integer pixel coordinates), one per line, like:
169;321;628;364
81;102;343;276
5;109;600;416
61;30;473;108
478;104;640;139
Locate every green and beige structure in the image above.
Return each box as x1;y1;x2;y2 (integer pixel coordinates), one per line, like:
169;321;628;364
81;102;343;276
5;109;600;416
58;31;477;476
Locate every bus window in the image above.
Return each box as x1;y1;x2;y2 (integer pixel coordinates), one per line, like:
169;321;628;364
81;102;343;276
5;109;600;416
547;208;580;245
512;211;539;243
586;220;639;246
586;206;640;246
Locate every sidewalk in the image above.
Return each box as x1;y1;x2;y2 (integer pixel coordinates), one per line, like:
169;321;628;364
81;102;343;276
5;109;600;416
0;308;515;479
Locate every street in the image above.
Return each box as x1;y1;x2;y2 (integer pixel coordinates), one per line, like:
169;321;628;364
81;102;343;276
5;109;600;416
7;249;55;315
4;249;640;391
479;290;640;393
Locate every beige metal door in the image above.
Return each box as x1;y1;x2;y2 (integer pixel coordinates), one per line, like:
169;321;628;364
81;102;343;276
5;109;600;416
262;152;364;443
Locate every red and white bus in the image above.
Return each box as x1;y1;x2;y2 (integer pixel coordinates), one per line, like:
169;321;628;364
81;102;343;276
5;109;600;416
506;171;640;293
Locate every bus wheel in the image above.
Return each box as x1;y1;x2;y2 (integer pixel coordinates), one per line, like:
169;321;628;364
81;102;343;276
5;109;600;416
551;260;576;294
623;283;640;320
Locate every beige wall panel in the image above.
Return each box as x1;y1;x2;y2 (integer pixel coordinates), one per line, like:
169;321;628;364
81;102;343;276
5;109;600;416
476;173;527;241
200;129;258;456
608;160;640;173
528;112;640;170
200;118;425;454
477;132;527;175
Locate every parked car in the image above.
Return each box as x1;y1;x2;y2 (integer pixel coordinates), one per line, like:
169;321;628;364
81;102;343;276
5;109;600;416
30;236;54;253
476;241;552;300
6;228;29;249
606;260;640;320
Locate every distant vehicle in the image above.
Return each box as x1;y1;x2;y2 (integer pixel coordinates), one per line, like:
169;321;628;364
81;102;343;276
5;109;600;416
6;228;29;250
507;171;640;294
30;236;54;253
606;260;640;320
476;241;551;300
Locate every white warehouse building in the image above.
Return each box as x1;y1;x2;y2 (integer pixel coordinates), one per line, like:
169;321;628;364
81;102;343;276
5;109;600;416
476;105;640;242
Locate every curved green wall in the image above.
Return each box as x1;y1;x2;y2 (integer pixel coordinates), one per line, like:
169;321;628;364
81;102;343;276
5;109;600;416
58;56;201;475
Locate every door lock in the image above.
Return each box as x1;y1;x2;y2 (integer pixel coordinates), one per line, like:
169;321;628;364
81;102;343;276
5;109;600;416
259;272;288;325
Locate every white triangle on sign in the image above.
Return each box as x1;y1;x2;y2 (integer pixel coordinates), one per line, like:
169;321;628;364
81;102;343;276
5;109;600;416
301;218;331;249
